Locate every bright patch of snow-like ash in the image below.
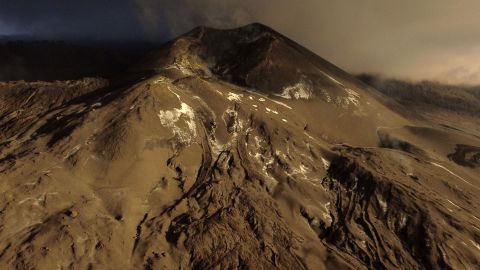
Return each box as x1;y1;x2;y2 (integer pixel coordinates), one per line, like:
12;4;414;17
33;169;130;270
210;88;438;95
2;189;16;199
247;134;278;192
322;202;333;224
278;79;313;100
153;76;168;84
158;103;197;144
289;163;312;180
227;92;243;102
321;89;332;103
430;162;477;189
377;195;388;213
470;241;480;251
244;89;292;109
265;107;279;114
270;99;292;109
344;88;360;106
63;144;82;161
335;88;361;109
322;72;344;87
321;157;330;170
209;108;245;155
398;212;408;229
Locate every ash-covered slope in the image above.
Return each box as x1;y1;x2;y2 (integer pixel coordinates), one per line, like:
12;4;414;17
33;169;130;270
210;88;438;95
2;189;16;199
0;24;479;270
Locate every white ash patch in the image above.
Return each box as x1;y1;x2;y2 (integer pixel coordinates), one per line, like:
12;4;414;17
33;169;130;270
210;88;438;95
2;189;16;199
321;157;330;170
248;135;278;191
447;199;460;209
322;72;344;87
209;109;244;155
158;102;197;144
63;144;82;161
335;88;361;109
265;107;279;114
299;164;309;174
321;88;332;103
344;88;360;106
153;76;168;84
377;196;388;213
277;79;313;100
282;119;288;123
430;162;476;188
243;89;292;109
470;240;480;251
275;150;289;161
291;163;310;177
18;192;59;206
209;137;227;156
227;92;243;102
271;99;292;109
166;86;181;101
322;202;332;224
398;212;408;229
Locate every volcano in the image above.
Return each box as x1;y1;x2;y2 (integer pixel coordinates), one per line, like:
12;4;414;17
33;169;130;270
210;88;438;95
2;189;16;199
1;23;479;270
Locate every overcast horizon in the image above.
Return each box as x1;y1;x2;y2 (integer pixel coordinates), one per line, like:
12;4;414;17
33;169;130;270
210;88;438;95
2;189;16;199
1;0;479;85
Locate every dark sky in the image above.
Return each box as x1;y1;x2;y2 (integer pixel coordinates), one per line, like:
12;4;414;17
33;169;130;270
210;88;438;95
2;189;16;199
0;1;160;39
1;0;480;84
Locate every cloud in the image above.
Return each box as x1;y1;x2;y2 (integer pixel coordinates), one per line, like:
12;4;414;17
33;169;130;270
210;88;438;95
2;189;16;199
133;0;253;37
0;0;148;39
0;20;14;35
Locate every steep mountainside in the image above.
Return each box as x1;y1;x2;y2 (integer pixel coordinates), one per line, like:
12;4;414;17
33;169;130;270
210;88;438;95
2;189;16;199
0;24;479;270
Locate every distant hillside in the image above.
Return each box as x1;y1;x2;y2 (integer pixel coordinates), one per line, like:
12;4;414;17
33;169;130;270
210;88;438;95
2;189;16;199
0;41;153;81
468;86;480;99
358;74;480;116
